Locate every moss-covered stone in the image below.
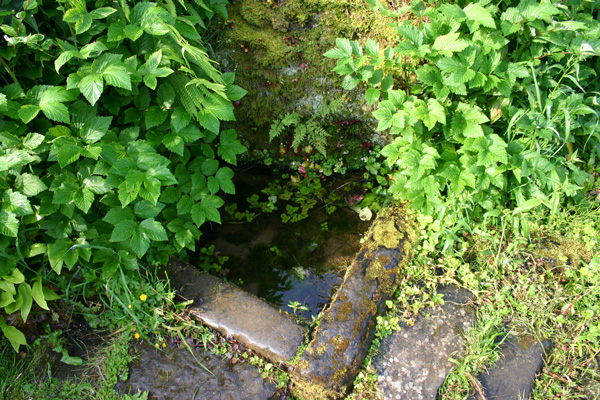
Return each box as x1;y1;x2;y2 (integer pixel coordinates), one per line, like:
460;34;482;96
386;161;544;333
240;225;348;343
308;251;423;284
290;205;417;399
212;0;402;151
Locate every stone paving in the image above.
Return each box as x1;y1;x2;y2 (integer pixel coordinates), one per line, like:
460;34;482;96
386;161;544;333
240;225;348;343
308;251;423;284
113;209;551;399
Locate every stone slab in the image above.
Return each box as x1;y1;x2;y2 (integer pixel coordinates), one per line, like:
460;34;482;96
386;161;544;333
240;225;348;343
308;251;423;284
373;285;476;400
291;207;417;399
166;259;305;364
118;341;277;400
469;334;552;400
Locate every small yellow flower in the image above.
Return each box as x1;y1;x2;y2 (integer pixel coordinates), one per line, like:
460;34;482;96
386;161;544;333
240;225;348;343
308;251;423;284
162;343;166;348
128;304;132;309
155;343;159;348
134;333;140;339
140;294;147;301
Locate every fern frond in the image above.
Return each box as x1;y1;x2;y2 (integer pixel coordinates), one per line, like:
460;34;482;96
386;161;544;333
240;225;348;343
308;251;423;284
269;112;300;142
306;120;329;156
292;124;308;151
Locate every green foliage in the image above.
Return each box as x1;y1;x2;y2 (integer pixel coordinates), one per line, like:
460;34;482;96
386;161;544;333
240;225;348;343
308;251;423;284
0;0;246;350
326;0;600;245
269;99;342;156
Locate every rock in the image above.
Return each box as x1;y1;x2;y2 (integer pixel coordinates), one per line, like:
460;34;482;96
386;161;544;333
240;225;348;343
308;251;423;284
118;342;277;400
469;334;552;400
373;285;476;400
166;259;305;364
291;206;417;399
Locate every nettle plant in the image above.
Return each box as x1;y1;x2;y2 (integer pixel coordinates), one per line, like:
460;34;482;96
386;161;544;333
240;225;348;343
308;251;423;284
326;0;600;248
0;0;246;350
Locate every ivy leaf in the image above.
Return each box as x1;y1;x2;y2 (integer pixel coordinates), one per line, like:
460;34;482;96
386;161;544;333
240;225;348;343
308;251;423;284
218;129;247;165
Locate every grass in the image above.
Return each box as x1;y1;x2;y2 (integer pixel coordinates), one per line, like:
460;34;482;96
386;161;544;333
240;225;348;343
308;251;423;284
348;200;600;399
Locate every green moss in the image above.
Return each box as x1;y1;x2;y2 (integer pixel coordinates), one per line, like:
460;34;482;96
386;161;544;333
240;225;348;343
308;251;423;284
336;301;354;322
211;0;403;148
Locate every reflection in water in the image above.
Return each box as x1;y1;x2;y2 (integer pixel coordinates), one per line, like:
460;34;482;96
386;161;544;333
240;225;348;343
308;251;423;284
199;172;371;319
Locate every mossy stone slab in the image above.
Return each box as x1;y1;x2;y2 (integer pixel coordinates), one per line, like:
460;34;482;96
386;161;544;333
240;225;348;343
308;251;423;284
468;334;552;400
373;285;476;400
118;341;277;400
291;206;417;399
166;259;305;364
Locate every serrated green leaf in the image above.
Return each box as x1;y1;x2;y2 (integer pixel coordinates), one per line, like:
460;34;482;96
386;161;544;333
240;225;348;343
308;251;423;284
110;220;137;242
18;105;41;124
78;74;104;105
3;190;33;216
39;102;70;123
81;116;112;143
130;229;150;257
103;207;134;224
341;75;360;90
432;32;469;55
124;24;143;41
145;106;168;129
134;200;164;219
73;188;94;213
226;85;247;101
16;173;47;196
201;159;219;176
57;144;81;168
177;195;194;215
215;167;235;194
0;210;18;237
159;186;181;203
163;133;184;156
32;276;49;310
103;64;131;90
139;218;167;241
218;129;246;165
170;107;191;132
464;3;496;29
365;88;380;106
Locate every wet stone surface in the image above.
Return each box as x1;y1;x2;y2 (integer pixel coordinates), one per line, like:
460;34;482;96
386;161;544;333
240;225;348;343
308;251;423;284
373;285;476;400
167;259;305;363
292;208;416;399
117;341;277;400
468;334;552;400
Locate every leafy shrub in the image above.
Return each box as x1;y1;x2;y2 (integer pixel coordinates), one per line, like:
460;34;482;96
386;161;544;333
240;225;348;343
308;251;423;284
0;0;246;350
326;0;600;248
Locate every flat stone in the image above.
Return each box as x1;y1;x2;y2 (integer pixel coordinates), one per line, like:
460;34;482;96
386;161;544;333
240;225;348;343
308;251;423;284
469;334;552;400
118;342;276;400
166;259;305;364
291;207;417;399
373;285;476;400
